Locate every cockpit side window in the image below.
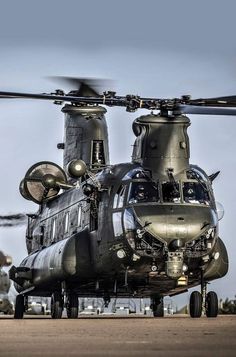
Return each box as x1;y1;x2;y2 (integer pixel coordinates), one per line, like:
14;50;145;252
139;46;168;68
162;182;180;203
113;185;126;209
123;209;136;249
128;182;159;204
183;182;210;205
77;206;82;227
65;212;69;234
51;218;56;240
112;212;123;237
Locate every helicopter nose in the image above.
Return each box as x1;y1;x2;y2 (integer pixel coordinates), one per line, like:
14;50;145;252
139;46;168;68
132;204;218;245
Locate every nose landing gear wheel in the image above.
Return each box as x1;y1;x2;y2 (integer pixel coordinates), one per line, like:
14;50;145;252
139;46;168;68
14;295;25;319
51;292;63;319
189;291;202;318
206;291;218;317
66;294;78;319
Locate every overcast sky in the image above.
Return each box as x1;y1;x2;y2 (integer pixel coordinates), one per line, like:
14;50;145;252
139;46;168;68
0;0;236;305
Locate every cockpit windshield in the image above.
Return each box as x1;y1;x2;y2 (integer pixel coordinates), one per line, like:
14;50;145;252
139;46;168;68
129;182;159;204
162;182;181;203
123;170;211;206
183;182;210;205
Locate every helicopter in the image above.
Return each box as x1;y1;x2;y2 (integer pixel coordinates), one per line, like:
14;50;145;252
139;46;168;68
0;78;233;319
0;251;13;315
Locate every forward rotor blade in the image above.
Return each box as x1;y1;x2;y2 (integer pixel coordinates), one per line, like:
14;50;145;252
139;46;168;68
174;104;236;116
189;95;236;107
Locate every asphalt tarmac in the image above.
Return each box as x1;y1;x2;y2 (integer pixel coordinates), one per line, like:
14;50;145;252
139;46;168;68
0;315;235;357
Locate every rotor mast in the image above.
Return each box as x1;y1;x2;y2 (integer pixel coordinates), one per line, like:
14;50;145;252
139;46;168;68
60;104;110;176
132;113;190;180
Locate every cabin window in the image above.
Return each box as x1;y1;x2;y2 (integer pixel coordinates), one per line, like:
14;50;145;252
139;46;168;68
162;182;181;203
183;182;210;205
112;212;123;237
40;226;44;245
52;219;56;240
113;185;126;209
65;212;69;233
128;182;159;204
77;206;82;227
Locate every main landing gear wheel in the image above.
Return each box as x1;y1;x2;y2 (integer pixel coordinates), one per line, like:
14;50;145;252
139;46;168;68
51;292;64;319
14;295;25;319
189;291;202;318
206;291;218;318
66;294;78;319
152;297;164;317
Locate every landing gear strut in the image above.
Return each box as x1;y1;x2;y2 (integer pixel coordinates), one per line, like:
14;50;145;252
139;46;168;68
189;271;218;318
151;297;164;317
14;294;25;319
51;291;64;319
103;292;110;308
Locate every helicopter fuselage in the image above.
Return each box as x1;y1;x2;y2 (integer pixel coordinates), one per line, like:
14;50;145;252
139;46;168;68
12;162;228;299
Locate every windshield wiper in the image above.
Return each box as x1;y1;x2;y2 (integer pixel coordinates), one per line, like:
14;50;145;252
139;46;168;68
187;170;208;193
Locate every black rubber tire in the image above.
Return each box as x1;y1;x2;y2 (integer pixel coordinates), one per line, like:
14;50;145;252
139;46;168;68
152;299;164;317
51;292;63;319
66;294;78;319
189;291;202;318
14;295;25;319
206;291;218;318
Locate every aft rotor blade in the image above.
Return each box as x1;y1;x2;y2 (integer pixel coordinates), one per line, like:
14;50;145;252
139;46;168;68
0;90;74;102
0;90;121;105
0;213;27;228
0;213;26;220
48;76;114;96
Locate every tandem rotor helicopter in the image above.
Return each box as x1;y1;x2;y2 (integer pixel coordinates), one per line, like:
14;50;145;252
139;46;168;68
0;78;234;319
